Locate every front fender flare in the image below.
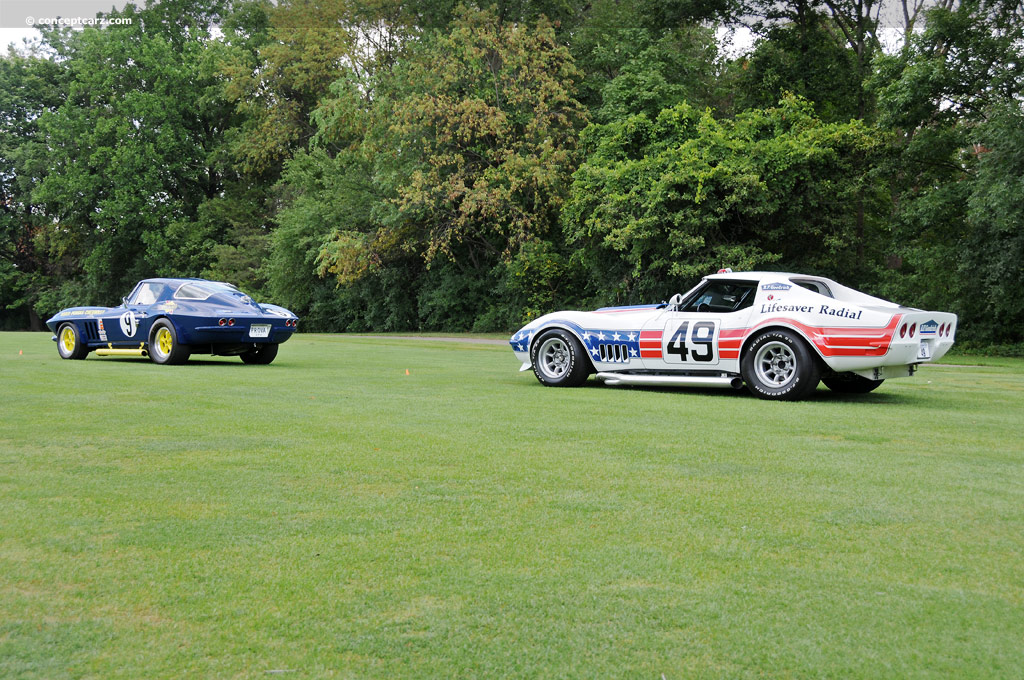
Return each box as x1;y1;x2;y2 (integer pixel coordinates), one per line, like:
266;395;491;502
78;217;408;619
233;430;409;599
527;321;595;371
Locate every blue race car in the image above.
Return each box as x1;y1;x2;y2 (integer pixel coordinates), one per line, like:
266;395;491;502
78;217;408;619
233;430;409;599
46;278;298;365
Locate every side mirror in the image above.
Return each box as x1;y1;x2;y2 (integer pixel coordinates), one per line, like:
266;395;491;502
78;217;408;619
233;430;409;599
667;293;684;311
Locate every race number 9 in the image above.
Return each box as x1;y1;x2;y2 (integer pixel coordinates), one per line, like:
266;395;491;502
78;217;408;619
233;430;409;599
665;320;718;363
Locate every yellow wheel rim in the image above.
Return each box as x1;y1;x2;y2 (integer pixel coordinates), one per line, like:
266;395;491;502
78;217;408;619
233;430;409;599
156;327;173;355
60;327;76;353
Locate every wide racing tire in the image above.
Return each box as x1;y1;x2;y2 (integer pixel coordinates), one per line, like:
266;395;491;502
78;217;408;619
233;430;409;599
823;372;884;394
149;319;191;365
57;323;89;360
530;329;590;387
741;329;821;401
240;343;279;365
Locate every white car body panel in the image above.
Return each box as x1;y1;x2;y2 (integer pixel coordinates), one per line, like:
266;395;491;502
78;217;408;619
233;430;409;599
510;272;957;386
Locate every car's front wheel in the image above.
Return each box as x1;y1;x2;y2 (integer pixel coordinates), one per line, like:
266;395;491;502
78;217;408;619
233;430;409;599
149;320;191;365
741;329;820;400
240;343;279;365
57;323;89;360
823;372;884;394
530;329;590;387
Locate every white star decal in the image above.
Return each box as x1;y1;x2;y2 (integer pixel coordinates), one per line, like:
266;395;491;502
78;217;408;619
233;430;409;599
597;332;606;341
516;343;524;351
630;348;638;357
590;347;600;357
582;331;590;340
627;332;637;342
613;332;622;341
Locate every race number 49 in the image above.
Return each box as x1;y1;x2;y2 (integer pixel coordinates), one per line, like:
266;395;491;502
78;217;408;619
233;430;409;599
666;320;718;363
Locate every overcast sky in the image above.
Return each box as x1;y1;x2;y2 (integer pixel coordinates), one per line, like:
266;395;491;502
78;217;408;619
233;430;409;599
0;0;772;59
1;0;130;49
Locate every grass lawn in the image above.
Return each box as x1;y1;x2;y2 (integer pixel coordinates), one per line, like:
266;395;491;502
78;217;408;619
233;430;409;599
1;332;1022;679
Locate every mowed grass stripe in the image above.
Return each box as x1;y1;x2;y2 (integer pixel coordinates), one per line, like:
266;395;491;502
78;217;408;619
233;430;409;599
1;332;1022;678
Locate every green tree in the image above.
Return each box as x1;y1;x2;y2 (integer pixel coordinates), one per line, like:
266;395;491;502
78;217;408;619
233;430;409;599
32;1;235;304
960;105;1024;343
569;0;737;113
596;26;725;123
736;16;862;123
313;7;590;328
563;96;887;303
873;0;1024;343
386;7;588;263
0;51;66;329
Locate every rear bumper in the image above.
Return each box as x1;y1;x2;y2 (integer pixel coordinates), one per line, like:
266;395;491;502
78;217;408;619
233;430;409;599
185;324;295;345
851;364;918;380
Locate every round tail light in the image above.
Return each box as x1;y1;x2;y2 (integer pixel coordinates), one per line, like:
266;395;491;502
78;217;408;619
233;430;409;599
218;318;226;326
939;323;945;336
228;318;235;326
900;323;907;338
909;323;916;337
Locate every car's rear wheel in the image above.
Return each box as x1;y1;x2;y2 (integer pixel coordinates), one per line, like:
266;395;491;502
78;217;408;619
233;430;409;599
149;320;190;365
531;330;589;387
741;329;820;400
57;323;89;360
823;372;884;394
240;343;279;365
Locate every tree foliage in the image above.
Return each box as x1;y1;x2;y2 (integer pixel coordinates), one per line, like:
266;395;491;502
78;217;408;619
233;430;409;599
1;0;1021;346
564;96;886;302
384;7;588;263
31;2;231;303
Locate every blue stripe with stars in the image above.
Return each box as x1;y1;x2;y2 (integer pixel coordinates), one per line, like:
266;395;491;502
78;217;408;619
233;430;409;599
510;320;645;362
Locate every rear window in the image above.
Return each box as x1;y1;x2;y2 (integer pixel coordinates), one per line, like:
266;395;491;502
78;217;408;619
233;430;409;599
174;281;244;300
790;278;834;297
174;283;213;300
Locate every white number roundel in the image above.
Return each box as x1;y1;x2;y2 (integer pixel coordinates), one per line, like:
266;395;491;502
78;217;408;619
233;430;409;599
119;311;138;337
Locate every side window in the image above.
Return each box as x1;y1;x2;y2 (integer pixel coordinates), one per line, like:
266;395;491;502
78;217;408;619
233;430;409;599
131;283;163;305
680;281;757;313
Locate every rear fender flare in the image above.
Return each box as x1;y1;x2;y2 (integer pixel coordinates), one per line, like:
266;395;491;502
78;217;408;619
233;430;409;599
148;315;187;346
740;322;827;367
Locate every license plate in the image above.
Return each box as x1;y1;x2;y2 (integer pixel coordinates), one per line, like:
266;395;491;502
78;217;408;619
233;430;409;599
249;324;271;338
917;341;931;360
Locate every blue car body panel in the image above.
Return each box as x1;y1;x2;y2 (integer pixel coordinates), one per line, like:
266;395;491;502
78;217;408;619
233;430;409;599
46;278;298;357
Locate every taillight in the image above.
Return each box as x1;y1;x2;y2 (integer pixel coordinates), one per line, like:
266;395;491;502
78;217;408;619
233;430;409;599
939;323;945;336
947;324;953;337
900;323;907;338
218;318;226;326
909;323;916;337
228;318;235;326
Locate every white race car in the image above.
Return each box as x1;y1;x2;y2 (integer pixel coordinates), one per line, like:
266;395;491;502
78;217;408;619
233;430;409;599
509;271;957;400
